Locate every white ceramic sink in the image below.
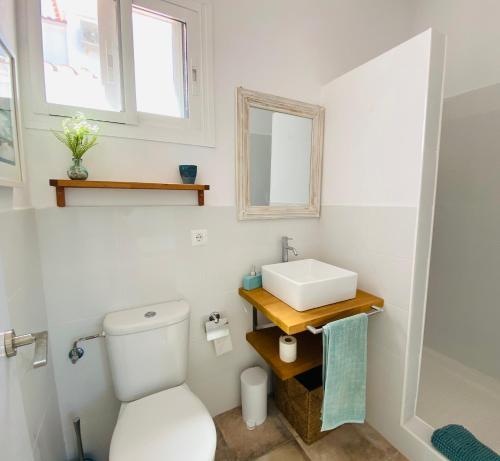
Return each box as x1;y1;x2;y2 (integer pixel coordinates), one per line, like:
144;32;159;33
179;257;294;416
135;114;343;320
261;259;357;311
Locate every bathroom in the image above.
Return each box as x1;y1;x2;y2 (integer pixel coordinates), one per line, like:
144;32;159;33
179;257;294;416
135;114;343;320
0;1;498;460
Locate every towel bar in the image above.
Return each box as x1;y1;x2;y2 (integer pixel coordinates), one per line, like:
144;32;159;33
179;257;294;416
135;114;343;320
306;306;384;335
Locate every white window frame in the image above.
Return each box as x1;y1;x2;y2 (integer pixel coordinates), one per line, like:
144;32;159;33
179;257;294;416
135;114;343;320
0;34;24;187
19;0;215;147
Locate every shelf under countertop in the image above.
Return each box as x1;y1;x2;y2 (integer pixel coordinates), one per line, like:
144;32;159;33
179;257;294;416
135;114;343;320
246;327;322;380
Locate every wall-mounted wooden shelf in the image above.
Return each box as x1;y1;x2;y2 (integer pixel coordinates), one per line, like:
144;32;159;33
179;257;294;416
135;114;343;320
242;288;384;378
246;327;322;380
49;179;210;207
239;288;384;335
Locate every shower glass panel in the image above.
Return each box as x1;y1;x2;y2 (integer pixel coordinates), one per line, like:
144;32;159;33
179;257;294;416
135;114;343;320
416;83;500;453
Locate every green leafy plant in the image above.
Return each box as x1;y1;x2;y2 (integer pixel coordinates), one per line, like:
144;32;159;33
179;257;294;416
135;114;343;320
52;112;100;159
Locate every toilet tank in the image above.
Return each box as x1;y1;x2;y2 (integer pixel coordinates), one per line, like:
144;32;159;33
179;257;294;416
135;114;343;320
103;300;190;402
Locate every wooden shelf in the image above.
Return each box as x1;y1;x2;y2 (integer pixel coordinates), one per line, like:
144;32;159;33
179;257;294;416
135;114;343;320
240;288;384;335
246;327;323;380
49;179;210;207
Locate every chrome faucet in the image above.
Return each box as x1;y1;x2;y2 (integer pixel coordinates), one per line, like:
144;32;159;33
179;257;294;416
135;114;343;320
282;236;298;262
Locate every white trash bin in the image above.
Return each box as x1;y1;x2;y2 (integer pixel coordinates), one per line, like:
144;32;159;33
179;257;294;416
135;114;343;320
241;366;267;430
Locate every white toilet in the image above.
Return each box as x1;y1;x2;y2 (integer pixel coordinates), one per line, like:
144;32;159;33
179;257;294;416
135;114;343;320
103;300;216;461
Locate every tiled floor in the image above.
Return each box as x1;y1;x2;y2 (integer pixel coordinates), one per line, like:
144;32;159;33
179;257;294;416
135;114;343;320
214;400;408;461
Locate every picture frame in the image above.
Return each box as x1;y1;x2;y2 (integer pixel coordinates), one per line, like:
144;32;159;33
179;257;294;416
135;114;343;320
0;36;23;186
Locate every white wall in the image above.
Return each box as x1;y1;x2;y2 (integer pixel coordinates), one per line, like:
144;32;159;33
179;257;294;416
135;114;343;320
17;1;418;459
321;36;429;207
21;0;415;209
320;29;445;460
412;0;500;98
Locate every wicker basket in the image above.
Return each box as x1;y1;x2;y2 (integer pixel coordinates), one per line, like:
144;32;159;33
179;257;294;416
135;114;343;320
273;366;331;444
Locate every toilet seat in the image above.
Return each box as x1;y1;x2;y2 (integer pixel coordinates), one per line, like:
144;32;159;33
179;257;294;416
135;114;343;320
109;384;216;461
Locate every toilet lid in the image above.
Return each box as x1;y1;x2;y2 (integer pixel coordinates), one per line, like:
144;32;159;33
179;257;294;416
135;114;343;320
110;384;216;461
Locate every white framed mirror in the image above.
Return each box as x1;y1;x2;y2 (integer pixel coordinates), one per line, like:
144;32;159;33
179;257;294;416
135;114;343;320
0;37;22;186
236;87;324;220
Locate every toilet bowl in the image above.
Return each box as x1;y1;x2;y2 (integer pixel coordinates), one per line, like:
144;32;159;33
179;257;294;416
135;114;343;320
103;301;216;460
110;384;215;461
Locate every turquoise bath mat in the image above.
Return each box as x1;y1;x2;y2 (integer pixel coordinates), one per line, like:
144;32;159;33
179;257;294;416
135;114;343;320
431;424;500;461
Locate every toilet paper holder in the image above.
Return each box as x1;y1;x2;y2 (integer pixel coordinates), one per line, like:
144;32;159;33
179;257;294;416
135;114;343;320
208;312;221;324
205;312;229;341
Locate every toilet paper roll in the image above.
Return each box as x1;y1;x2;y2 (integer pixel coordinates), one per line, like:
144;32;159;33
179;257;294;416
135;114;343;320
279;335;297;363
214;334;233;356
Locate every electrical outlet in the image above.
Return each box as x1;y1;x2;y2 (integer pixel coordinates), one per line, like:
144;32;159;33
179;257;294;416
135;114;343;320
191;229;208;246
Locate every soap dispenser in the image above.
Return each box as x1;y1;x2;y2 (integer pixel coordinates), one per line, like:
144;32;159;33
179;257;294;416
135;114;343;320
242;265;262;291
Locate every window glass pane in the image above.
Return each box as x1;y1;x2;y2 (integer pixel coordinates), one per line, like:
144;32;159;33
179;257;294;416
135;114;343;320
132;5;187;118
41;0;122;111
0;49;12;100
0;46;16;165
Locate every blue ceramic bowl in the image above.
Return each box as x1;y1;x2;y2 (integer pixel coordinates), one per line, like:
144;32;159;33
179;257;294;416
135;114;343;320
179;165;197;184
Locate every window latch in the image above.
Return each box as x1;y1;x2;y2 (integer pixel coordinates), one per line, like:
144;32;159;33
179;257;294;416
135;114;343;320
192;66;200;95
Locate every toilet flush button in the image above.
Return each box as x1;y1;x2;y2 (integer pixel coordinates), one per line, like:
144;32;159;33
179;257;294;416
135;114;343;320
144;311;157;318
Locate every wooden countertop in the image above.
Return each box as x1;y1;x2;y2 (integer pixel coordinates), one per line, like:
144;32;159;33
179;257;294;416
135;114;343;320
239;288;384;335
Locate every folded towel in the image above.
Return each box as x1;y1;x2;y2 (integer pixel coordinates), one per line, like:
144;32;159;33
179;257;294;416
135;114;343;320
321;313;368;431
432;425;500;461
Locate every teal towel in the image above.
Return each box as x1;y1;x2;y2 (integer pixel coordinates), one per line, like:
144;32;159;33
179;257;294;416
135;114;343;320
321;313;368;431
432;425;500;461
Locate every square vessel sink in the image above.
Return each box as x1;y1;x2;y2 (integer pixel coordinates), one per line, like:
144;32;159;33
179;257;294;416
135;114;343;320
261;259;357;311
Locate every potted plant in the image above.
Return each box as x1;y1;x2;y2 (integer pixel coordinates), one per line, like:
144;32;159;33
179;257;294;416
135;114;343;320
53;112;99;180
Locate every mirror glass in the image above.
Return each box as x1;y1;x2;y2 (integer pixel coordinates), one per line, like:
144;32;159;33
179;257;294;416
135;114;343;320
0;42;16;166
248;108;312;207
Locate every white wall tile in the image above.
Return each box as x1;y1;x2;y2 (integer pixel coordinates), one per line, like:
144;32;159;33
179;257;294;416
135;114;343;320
35;205;323;459
319;206;416;309
368;304;409;352
35;202;428;460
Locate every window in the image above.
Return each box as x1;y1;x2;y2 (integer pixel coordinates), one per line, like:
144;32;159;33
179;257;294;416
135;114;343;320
132;5;188;118
27;0;214;146
41;0;122;112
